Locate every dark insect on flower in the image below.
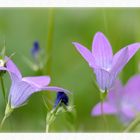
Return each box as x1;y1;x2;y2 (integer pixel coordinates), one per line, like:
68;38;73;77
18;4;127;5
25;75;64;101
54;92;69;108
31;41;40;58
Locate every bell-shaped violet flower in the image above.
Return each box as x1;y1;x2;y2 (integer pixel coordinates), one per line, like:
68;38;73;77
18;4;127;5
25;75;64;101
54;91;69;108
31;41;40;59
92;75;140;124
73;32;140;91
0;57;70;109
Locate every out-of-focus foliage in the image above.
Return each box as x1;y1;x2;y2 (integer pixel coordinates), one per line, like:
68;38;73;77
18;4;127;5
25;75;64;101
0;8;140;132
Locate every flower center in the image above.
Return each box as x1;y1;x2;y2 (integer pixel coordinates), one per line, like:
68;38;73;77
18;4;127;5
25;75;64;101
0;59;5;67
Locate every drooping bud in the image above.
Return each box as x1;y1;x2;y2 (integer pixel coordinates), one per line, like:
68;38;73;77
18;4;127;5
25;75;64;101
54;92;69;108
31;41;40;59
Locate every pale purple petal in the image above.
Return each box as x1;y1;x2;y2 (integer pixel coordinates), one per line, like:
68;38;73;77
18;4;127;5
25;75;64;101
9;73;70;108
92;102;117;116
111;43;140;74
124;75;140;98
122;75;140;114
0;66;16;77
118;111;133;125
5;57;22;79
94;68;111;91
73;42;97;68
0;66;8;71
121;103;136;119
92;32;113;69
111;47;128;74
126;43;140;62
41;86;71;94
9;73;38;108
108;80;123;105
22;76;51;88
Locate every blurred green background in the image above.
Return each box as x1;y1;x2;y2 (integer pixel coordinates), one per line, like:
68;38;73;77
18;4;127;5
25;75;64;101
0;8;140;132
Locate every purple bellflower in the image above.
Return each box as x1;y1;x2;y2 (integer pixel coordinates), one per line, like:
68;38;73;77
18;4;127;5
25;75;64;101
0;57;70;109
92;75;140;124
73;32;140;91
31;41;40;59
54;91;69;108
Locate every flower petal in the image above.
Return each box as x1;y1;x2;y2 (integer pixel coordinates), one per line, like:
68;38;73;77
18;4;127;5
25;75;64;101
122;75;140;113
108;80;123;105
22;76;51;88
73;42;97;68
9;73;38;108
0;66;8;71
111;43;140;74
8;74;70;108
41;86;71;94
121;103;136;119
92;32;113;69
94;68;113;91
5;57;22;79
91;102;117;116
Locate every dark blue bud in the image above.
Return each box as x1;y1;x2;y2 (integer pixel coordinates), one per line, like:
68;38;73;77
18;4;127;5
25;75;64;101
31;41;40;57
54;92;69;108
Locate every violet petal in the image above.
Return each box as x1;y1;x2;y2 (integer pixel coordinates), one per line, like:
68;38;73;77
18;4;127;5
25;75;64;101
94;68;115;91
22;76;51;88
91;102;117;116
41;86;71;94
92;32;113;69
73;42;97;68
111;43;140;74
5;57;22;79
9;73;38;108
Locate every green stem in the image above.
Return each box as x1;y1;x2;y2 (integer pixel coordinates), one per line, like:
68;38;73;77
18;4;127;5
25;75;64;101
102;9;109;34
0;115;7;129
46;124;49;133
100;91;109;131
42;8;55;111
101;100;109;131
0;103;13;130
45;101;61;132
124;116;140;132
0;75;7;104
45;8;55;75
44;9;55;132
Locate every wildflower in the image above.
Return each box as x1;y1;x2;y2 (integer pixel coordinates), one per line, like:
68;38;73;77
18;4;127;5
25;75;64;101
73;32;140;91
54;91;69;108
92;75;140;124
0;57;70;109
31;41;40;59
24;41;46;71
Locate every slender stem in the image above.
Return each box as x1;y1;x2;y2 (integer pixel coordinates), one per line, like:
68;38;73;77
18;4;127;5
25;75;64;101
0;75;7;104
42;8;55;111
0;115;7;129
41;95;50;111
0;102;13;130
45;102;61;133
46;124;49;133
124;116;140;132
102;9;109;34
100;91;109;131
101;101;109;131
45;8;55;75
44;9;55;132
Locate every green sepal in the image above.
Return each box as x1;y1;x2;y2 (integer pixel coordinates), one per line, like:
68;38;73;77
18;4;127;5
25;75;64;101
100;89;108;101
